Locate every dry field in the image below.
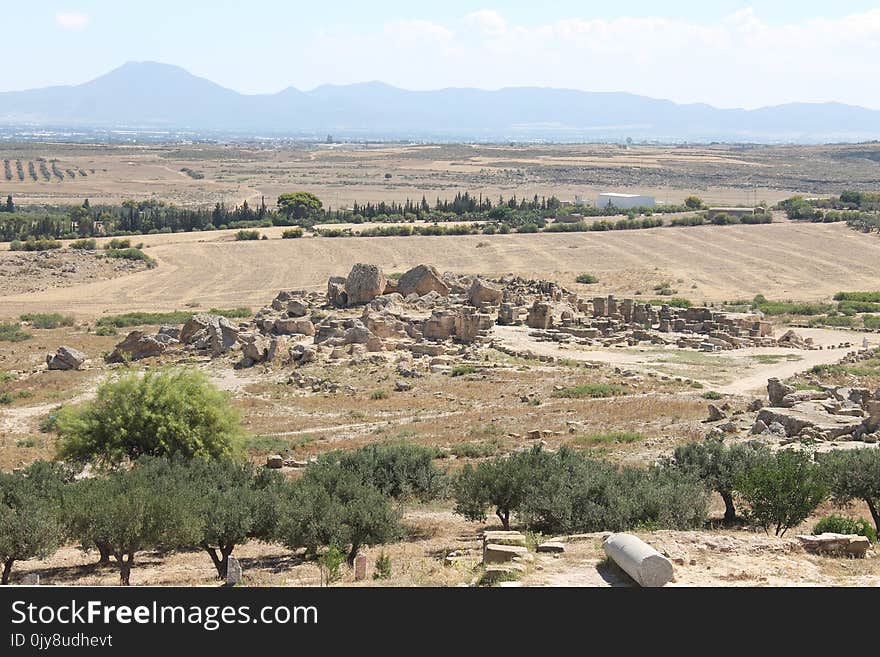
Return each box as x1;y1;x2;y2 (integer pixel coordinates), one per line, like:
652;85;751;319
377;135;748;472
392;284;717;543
2;142;880;587
3;219;880;319
3;141;880;208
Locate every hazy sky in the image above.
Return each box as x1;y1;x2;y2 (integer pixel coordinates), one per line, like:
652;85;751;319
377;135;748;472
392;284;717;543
3;2;880;109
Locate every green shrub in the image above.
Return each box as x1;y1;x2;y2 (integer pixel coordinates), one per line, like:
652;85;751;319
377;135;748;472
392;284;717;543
736;450;826;535
69;238;97;250
95;326;118;336
833;291;880;302
104;238;131;250
57;368;243;464
370;389;387;400
318;544;346;584
576;273;599;284
373;551;393;580
0;323;31;342
812;514;877;543
701;391;723;400
449;441;500;458
451;365;478;377
650;297;692;308
10;238;62;251
551;383;626;398
235;230;261;241
105;247;156;268
96;308;250;328
19;313;74;329
282;228;304;239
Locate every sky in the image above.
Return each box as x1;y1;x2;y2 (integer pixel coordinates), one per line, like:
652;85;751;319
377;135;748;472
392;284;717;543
2;1;880;109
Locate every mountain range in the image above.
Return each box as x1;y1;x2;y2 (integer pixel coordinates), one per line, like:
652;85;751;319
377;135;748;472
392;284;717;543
1;61;878;143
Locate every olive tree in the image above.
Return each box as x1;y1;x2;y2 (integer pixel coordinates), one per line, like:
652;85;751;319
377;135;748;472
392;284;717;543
453;445;551;530
0;462;71;584
820;449;880;533
182;458;282;578
64;457;201;585
672;439;771;523
737;450;826;536
275;462;401;566
57;368;243;464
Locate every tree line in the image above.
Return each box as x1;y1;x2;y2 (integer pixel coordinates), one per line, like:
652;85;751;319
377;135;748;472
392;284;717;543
3;367;878;585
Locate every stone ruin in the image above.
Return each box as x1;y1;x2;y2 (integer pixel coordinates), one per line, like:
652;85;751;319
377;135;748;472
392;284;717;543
101;262;820;372
702;349;880;447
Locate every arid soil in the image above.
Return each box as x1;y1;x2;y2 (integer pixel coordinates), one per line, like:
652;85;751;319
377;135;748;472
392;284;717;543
3;141;880;208
3;220;880;319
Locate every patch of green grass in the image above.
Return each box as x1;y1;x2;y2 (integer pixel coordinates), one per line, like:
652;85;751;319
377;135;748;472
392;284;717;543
15;437;41;448
451;364;478;377
576;273;598;284
95;326;119;336
449;440;501;458
650;297;692;308
792;382;824;391
0;372;17;384
96;307;251;328
755;300;834;316
701;390;723;400
752;353;803;365
551;383;627;399
833;291;880;303
19;313;74;329
370;389;388;400
387;272;404;280
0;392;13;404
571;432;645;446
68;238;97;250
0;323;32;342
806;315;855;328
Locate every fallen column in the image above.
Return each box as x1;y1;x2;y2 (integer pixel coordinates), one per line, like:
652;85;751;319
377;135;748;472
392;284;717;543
602;533;674;587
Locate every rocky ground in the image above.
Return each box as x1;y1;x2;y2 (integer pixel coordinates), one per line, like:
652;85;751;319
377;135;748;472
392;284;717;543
0;248;151;296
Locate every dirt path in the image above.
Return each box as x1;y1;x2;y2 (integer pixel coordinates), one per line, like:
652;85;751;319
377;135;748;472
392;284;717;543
2;222;880;319
492;325;871;396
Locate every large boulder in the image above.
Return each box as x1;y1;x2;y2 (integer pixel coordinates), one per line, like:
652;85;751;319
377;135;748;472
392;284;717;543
397;264;449;297
239;332;275;366
273;317;315;336
327;276;348;307
468;278;503;305
180;314;239;355
756;403;865;439
107;331;169;362
767;377;795;406
46;346;86;371
344;264;386;305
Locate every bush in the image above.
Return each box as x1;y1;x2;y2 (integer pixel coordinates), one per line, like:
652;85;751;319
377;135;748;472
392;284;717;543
235;230;261;241
373;551;392;580
451;365;477;377
0;323;31;342
95;308;251;328
105;247;156;268
9;238;62;251
737;451;826;535
812;514;877;543
684;196;704;209
57;368;243;464
819;449;880;533
282;228;304;239
576;273;599;284
69;238;97;250
104;238;131;250
274;462;402;565
317;443;446;502
19;313;74;329
672;440;771;522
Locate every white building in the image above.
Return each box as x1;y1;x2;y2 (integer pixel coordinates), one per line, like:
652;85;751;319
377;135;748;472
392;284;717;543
595;192;655;210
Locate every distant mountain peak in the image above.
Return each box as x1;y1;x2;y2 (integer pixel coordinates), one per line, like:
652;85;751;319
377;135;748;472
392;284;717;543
0;64;877;142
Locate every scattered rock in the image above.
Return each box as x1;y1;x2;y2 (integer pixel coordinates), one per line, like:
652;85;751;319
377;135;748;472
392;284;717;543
46;345;86;371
